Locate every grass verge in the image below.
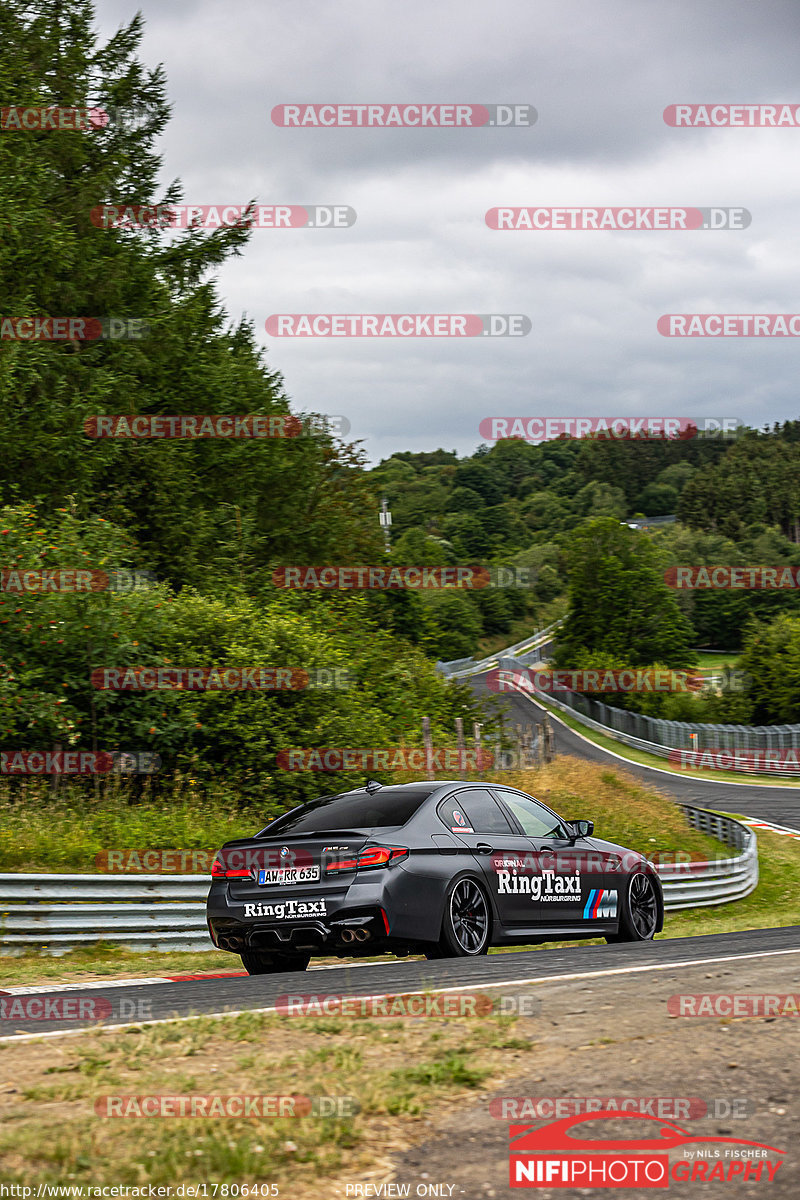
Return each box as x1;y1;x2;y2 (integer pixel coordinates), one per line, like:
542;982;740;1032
0;998;532;1193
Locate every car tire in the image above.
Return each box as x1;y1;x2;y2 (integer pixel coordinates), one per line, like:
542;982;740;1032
240;950;311;975
605;871;659;943
432;876;491;958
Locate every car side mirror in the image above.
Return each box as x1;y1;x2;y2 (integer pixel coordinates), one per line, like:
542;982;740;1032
567;819;594;840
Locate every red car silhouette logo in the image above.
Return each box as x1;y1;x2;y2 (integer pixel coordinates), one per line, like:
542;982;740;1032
510;1110;784;1155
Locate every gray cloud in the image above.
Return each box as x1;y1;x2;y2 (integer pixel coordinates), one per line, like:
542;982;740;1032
94;0;800;463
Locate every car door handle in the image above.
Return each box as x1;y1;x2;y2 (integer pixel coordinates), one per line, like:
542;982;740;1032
475;843;495;855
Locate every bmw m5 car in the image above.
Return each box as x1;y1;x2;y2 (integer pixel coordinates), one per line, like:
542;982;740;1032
206;779;664;974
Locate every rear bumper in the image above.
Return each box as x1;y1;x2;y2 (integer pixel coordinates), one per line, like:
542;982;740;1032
207;896;393;954
207;864;444;953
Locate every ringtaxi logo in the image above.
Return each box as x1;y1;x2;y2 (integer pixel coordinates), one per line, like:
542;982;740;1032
271;103;536;127
91;204;355;229
94;1094;358;1118
265;314;530;337
479;417;740;442
664;104;800;126
659;314;800;336
486;207;749;231
0;317;148;341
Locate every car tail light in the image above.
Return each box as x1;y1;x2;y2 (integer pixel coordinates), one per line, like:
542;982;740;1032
325;846;409;874
211;855;251;879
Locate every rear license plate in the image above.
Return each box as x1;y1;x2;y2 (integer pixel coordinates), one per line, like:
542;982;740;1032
258;866;320;886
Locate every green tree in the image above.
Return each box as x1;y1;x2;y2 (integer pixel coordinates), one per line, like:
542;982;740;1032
737;615;800;723
553;518;695;669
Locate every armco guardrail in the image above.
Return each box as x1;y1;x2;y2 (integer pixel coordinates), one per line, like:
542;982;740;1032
491;658;800;776
663;805;759;909
437;620;562;679
0;873;210;955
0;808;757;954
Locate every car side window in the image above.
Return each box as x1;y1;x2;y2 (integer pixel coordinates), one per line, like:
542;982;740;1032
437;789;514;834
491;789;567;839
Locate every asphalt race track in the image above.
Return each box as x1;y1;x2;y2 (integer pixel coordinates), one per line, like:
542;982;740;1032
2;927;799;1040
471;671;800;827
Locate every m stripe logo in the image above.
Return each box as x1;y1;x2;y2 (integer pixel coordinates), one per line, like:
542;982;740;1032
583;888;617;919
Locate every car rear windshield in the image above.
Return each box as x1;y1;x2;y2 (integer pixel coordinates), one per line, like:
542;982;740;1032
260;786;436;835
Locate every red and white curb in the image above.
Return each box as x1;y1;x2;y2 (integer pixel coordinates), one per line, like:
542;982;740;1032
738;817;800;840
0;959;384;996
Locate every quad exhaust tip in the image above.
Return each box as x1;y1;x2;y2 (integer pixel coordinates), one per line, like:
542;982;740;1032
218;934;244;951
340;927;372;944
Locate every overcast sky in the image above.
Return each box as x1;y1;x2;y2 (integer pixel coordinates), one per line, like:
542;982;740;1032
95;0;800;464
